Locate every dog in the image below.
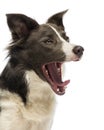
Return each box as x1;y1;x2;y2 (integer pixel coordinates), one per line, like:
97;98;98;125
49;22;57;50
0;10;84;130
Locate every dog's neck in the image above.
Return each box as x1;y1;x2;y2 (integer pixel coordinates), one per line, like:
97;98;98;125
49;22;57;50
25;70;55;102
18;70;56;121
1;61;56;103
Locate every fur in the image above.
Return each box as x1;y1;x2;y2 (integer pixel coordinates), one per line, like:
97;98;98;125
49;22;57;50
0;10;84;130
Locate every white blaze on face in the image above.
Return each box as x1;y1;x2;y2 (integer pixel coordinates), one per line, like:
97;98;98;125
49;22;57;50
47;24;77;61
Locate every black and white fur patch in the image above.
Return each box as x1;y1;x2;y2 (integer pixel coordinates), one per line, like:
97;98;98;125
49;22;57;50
0;10;84;130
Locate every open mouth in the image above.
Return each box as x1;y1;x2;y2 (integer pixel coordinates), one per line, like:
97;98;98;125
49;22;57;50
42;62;70;95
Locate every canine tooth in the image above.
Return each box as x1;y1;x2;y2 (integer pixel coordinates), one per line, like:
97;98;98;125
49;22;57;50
57;88;60;92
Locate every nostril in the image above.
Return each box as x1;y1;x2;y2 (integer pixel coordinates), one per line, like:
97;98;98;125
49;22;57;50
73;46;84;57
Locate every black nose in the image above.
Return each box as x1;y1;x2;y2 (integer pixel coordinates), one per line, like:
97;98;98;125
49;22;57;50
73;46;84;57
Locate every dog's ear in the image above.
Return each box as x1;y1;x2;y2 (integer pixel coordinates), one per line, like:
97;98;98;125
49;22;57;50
47;10;68;29
6;14;39;40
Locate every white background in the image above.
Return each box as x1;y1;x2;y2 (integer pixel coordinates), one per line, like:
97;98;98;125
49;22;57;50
0;0;104;130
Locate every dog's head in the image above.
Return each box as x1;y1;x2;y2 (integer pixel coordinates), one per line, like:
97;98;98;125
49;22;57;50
6;10;84;95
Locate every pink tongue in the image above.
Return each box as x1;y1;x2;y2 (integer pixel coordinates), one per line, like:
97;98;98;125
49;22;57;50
47;63;70;87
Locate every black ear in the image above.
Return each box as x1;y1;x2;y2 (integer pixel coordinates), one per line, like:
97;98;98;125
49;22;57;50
6;14;39;40
47;10;68;29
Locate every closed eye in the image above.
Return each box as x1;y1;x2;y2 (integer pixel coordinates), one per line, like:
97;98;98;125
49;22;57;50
45;39;54;44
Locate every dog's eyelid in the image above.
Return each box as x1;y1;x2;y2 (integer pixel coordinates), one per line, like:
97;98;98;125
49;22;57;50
40;36;55;44
45;39;54;44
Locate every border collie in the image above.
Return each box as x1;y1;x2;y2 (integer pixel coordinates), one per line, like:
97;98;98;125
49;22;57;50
0;10;84;130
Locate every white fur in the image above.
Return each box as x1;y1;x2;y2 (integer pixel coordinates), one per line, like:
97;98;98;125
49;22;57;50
0;71;56;130
47;24;78;61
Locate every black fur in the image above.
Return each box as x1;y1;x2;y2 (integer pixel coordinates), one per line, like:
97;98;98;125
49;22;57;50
0;63;27;103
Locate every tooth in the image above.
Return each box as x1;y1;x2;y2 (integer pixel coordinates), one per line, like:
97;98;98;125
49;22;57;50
46;70;48;74
57;68;60;71
57;68;60;73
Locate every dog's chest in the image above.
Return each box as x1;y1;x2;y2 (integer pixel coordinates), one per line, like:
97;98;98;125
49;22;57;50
0;71;56;130
24;71;56;119
22;71;56;129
